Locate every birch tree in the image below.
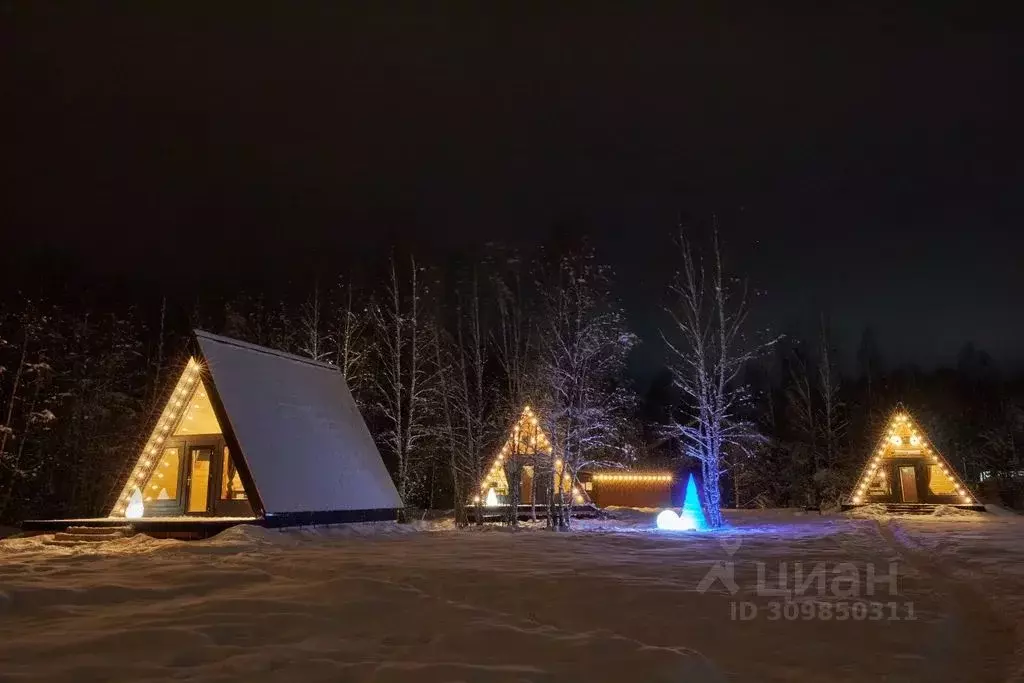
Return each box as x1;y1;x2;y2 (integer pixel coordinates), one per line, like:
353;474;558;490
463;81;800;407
493;259;540;523
331;276;370;398
298;284;331;362
539;250;636;529
664;227;776;528
370;256;435;508
815;315;847;506
431;270;496;526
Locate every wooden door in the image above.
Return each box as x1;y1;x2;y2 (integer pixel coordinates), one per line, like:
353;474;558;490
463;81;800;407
899;466;918;503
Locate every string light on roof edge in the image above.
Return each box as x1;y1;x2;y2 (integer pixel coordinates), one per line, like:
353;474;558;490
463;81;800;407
113;358;202;516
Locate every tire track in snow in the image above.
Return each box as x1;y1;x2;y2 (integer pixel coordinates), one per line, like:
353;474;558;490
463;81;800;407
876;519;1017;683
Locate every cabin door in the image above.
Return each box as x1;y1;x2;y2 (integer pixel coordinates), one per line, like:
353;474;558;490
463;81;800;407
899;466;918;503
185;446;216;514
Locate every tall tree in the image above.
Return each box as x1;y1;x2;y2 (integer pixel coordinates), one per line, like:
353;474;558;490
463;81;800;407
815;315;847;506
538;249;636;529
298;284;331;362
370;256;436;508
664;227;775;528
331;276;370;398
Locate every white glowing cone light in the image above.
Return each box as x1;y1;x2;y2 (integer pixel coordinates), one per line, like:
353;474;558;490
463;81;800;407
125;488;144;519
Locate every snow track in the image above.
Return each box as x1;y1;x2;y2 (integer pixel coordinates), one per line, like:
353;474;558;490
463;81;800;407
876;518;1017;682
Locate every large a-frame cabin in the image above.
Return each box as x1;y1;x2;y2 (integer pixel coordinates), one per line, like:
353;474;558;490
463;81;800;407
23;331;403;537
843;407;983;512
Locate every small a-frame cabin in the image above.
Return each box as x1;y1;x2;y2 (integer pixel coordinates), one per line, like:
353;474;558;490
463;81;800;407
24;331;403;536
475;406;592;513
844;407;983;511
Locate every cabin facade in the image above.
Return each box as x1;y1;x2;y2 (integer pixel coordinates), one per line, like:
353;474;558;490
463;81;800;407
843;408;982;511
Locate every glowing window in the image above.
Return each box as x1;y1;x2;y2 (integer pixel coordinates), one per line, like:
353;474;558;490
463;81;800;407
174;379;222;436
928;465;958;495
144;447;181;502
865;467;890;496
220;446;248;500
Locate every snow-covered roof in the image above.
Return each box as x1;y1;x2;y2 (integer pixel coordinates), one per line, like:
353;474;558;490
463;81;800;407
195;330;403;514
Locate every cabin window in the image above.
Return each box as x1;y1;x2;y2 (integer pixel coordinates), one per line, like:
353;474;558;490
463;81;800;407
927;465;957;495
220;446;247;500
174;379;222;436
144;447;181;502
866;467;890;496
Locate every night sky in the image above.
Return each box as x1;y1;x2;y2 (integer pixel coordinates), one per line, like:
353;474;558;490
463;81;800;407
2;4;1021;374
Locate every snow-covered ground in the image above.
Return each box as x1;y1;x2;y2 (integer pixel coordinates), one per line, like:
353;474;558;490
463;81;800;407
1;507;1023;682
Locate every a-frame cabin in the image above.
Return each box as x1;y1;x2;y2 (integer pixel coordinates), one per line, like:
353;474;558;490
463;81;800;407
475;406;590;511
844;407;983;511
24;331;403;536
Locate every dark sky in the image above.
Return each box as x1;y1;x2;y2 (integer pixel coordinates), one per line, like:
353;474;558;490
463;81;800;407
2;3;1022;372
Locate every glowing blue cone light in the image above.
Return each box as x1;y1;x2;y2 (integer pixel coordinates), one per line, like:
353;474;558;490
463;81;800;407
656;474;707;531
680;473;707;530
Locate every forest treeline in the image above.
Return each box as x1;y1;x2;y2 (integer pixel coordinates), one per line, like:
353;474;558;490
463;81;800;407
1;236;1022;524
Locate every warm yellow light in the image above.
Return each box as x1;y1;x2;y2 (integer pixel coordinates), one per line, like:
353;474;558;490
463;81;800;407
889;435;903;446
853;496;862;504
592;472;673;483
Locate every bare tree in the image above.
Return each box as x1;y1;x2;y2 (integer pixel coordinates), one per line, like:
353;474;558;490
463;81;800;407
493;260;538;523
815;315;847;506
370;256;435;509
539;250;636;529
430;270;496;526
298;284;331;362
786;346;817;503
664;226;776;528
331;276;370;398
431;324;467;524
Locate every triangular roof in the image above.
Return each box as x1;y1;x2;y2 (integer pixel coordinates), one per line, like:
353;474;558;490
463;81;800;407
111;330;402;517
847;406;977;505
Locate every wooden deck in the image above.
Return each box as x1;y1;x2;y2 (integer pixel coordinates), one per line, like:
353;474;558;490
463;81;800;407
21;508;401;539
462;503;601;522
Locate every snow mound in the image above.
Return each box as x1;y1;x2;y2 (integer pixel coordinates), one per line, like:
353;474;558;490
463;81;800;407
844;503;890;519
205;523;290;546
844;503;986;519
201;520;434;548
292;520;427;538
929;504;983;518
